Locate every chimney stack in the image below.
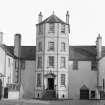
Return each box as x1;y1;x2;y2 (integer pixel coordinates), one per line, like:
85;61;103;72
0;32;3;45
38;12;43;23
66;11;69;24
14;33;21;57
96;33;102;59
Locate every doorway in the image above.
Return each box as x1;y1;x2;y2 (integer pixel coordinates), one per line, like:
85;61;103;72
48;78;54;90
4;87;8;98
80;85;89;99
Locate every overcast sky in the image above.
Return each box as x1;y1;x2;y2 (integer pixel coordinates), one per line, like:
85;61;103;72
0;0;105;46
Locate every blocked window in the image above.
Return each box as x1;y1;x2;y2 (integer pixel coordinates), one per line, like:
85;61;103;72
61;24;65;33
48;42;54;51
91;61;97;70
37;56;42;68
61;57;66;68
37;73;42;87
73;60;78;70
61;42;66;51
38;42;42;52
49;23;55;33
48;56;54;67
61;74;65;86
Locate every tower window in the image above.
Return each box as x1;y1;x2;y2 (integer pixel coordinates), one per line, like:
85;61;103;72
8;58;10;67
48;56;54;67
91;61;97;70
61;24;65;33
61;57;66;68
38;42;42;52
39;24;43;35
48;42;54;51
37;73;42;87
37;56;42;68
49;23;55;33
61;74;65;86
61;42;66;51
73;60;78;70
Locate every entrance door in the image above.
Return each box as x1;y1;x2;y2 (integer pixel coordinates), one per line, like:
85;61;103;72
80;89;89;99
48;78;54;90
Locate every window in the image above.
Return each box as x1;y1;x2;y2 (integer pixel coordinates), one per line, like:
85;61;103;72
20;60;25;70
37;56;42;68
61;42;66;51
91;61;97;70
39;24;43;35
8;58;10;67
48;56;54;67
61;24;65;33
49;23;55;33
61;57;66;68
38;42;42;52
37;73;42;87
15;60;18;69
48;42;54;51
61;74;65;86
73;60;78;70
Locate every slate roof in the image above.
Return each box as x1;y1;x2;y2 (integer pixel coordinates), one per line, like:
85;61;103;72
0;44;14;57
1;45;105;61
0;45;36;60
20;46;36;60
69;46;97;60
38;14;66;24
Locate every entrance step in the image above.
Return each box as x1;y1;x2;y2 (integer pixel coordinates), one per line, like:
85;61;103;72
42;90;57;100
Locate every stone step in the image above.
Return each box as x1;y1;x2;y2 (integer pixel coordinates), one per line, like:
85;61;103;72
42;90;57;100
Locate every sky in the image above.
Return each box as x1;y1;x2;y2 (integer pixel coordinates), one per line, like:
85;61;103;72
0;0;105;46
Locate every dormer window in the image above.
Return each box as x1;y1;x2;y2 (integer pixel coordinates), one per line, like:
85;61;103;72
39;24;43;35
49;23;55;33
61;24;65;33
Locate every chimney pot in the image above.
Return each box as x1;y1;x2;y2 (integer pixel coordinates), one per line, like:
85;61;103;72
66;11;69;24
96;33;102;59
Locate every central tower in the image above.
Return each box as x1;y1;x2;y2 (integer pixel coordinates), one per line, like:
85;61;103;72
35;11;70;99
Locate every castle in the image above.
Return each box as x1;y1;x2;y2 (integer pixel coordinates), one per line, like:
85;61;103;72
0;11;105;100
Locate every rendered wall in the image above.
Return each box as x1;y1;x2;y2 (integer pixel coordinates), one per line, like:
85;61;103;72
21;60;36;99
68;61;97;99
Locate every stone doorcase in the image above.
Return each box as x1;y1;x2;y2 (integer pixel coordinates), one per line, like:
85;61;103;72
44;73;56;90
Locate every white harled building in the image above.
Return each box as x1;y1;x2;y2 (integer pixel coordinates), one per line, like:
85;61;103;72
1;11;105;100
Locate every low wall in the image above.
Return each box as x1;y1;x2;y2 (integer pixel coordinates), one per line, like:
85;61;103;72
8;91;19;99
